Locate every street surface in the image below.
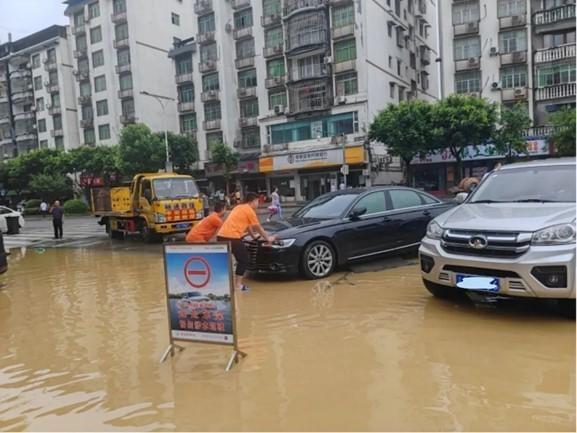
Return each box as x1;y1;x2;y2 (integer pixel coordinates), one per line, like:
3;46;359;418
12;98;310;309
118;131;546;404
0;216;575;431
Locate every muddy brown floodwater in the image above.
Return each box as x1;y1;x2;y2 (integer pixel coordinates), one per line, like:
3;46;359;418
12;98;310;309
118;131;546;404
0;245;575;431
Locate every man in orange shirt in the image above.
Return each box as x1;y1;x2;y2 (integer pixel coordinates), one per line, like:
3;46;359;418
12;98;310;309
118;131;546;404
186;202;225;243
217;192;275;291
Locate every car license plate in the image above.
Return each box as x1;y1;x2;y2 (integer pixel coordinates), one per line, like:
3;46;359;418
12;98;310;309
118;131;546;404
456;274;500;292
175;223;190;229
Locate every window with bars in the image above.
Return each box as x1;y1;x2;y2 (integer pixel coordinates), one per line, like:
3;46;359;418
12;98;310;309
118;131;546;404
543;31;576;48
286;12;327;51
269;90;287;109
234;8;253;29
334;39;356;63
296;55;325;79
499;30;527;53
290;80;330;113
181;114;197;133
263;0;281;16
90;26;102;44
204;102;221;121
238;69;257;88
240;98;259;118
537;63;576;87
119;74;133;90
236;38;255;59
500;65;527;88
497;0;526;17
332;4;354;28
265;27;283;48
452;2;480;24
178;85;194;103
201;43;218;62
202;73;220;91
454;36;481;60
176;56;193;74
198;13;215;34
335;72;358;96
242;128;260;148
267;58;285;78
455;71;481;93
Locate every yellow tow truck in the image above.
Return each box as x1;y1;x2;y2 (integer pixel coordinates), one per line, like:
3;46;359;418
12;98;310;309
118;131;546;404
91;173;203;241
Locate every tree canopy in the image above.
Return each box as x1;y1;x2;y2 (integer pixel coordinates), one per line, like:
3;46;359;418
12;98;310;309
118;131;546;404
118;124;166;175
551;107;576;157
491;104;532;162
210;141;239;194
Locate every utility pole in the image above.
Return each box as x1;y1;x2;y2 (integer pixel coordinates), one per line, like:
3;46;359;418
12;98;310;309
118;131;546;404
140;91;175;173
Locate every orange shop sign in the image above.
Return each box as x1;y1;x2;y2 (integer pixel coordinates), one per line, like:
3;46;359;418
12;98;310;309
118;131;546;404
259;146;365;173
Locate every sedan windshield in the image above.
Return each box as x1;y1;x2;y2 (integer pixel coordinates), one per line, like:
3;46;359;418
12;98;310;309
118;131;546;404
153;178;199;200
470;165;576;203
294;193;358;219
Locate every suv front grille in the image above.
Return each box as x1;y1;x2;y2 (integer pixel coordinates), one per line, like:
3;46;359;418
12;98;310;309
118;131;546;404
441;230;531;259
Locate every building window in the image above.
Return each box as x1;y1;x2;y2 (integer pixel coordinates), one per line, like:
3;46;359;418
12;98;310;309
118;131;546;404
76;34;87;51
543;30;576;48
78;58;90;72
55;137;64;149
263;0;281;16
198;13;215;34
238;69;257;88
96;100;109;116
286;11;327;51
119;73;133;90
89;2;100;18
242;128;260;148
84;128;96;145
94;75;106;92
36;97;44;111
82;105;93;121
236;38;255;59
240;98;259;118
117;48;131;66
452;2;480;25
53;114;63;130
48;70;58;85
269;90;287;109
497;0;526;17
38;119;47;133
234;8;253;29
332;4;354;28
181;114;197;133
122;99;135;117
501;65;528;88
334;39;356;63
176;55;193;75
92;50;105;67
268;112;358;145
90;26;102;44
206;132;223;157
32;54;40;69
202;73;220;91
537;63;576;87
267;58;285;78
499;30;527;53
296;55;324;80
74;11;85;27
171;13;180;26
265;27;283;48
99;124;111;140
455;71;481;93
454;36;481;60
115;23;129;41
51;93;61;108
33;76;43;91
335;72;358;96
46;48;56;63
178;85;194;103
39;140;48;149
204;102;221;121
113;0;126;14
200;43;218;62
80;81;92;96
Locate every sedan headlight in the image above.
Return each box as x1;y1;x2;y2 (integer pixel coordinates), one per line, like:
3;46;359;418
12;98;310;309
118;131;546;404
271;239;296;249
154;213;166;223
426;221;444;240
532;223;576;245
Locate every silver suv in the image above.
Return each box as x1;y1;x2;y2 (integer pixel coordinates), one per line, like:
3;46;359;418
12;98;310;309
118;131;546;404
419;158;576;315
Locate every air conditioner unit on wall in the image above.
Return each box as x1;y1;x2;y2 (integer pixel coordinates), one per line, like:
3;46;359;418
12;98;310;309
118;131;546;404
274;104;285;115
491;81;501;90
324;56;333;64
490;47;498;56
468;57;478;66
225;23;233;33
335;95;347;105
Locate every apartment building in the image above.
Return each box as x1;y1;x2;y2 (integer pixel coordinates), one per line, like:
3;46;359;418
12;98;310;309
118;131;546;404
63;0;196;146
170;0;439;200
0;25;80;158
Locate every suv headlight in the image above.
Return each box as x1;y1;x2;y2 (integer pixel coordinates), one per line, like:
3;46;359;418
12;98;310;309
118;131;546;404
426;221;444;240
154;213;166;223
271;239;296;249
532;223;576;245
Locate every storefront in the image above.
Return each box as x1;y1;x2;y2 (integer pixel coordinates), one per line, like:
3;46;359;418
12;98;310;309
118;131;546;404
204;157;266;197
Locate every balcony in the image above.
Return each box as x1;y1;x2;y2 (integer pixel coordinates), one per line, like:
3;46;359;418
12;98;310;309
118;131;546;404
199;60;217;73
239;116;258;128
265;75;286;88
197;31;215;45
333;59;356;74
455;57;480;72
263;44;284;58
261;13;282;27
13;111;35;121
175;72;194;84
237;87;257;99
284;0;327;16
74;49;88;59
285;27;328;53
111;10;128;23
116;63;132;74
288;79;332;115
535;44;576;64
500;50;527;66
81;118;94;128
453;21;479;36
44;59;58;71
288;63;328;82
113;38;130;49
78;95;92;105
51;129;63;138
233;26;253;40
235;56;255;69
120;113;137;125
47;105;62;116
201;90;220;102
420;45;431;65
11;91;34;105
501;87;528;102
194;0;212;15
71;24;86;35
331;24;355;40
203;119;221;130
73;70;90;81
118;89;134;99
535;83;576;101
45;82;60;94
231;0;250;9
177;101;195;113
499;14;527;29
533;4;575;27
16;132;37;142
10;69;31;80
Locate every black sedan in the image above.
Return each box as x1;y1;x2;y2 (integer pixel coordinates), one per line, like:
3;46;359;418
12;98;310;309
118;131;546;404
245;186;454;279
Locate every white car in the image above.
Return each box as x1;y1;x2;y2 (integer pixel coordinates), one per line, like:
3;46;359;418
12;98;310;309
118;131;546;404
0;206;25;233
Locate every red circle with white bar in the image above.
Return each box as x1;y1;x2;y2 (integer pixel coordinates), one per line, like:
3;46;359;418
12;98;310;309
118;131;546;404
184;257;211;288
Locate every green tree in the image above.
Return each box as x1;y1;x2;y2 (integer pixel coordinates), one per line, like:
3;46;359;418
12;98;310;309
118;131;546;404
29;173;73;202
68;145;120;188
153;132;198;172
369;100;436;184
492;104;532;162
551;108;576;157
118;124;165;175
210;141;238;194
432;95;497;180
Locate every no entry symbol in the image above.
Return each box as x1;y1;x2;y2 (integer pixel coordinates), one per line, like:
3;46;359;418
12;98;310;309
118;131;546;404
184;257;211;288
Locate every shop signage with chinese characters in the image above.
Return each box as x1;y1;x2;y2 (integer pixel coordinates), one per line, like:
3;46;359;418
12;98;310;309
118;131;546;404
260;146;365;173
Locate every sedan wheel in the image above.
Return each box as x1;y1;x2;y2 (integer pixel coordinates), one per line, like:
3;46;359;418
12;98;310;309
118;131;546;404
302;241;335;279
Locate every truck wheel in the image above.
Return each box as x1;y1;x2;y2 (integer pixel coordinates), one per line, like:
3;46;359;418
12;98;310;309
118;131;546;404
558;300;576;319
423;279;461;299
109;229;124;240
140;225;159;243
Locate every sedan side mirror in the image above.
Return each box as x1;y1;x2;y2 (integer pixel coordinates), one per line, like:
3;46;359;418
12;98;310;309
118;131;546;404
349;207;367;220
455;192;468;204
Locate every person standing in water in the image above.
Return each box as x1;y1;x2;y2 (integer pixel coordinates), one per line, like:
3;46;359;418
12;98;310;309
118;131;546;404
50;200;64;239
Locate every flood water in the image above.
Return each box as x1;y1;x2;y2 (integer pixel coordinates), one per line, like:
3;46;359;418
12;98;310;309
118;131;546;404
0;245;575;431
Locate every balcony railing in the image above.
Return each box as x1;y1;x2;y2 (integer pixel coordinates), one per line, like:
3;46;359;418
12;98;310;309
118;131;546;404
118;89;134;99
44;60;57;72
535;44;576;63
534;4;575;26
239;116;258;127
13;112;35;121
237;87;257;98
71;24;86;35
74;49;88;59
47;106;62;116
197;31;215;44
455;57;480;71
500;50;527;66
265;76;286;88
499;14;527;29
199;60;217;73
261;13;282;27
284;0;327;16
177;101;195;112
331;23;355;40
80;118;94;128
120;113;136;125
501;87;528;102
453;20;479;36
73;70;90;81
201;90;220;102
116;63;132;74
111;10;128;23
203;119;221;130
289;63;328;81
175;72;194;84
286;28;328;52
522;126;557;138
233;26;253;40
16;132;37;142
51;129;64;137
231;0;250;9
263;44;284;58
194;0;213;14
113;38;130;49
333;59;356;74
45;82;60;94
288;79;332;114
78;95;92;105
535;82;576;101
235;56;255;69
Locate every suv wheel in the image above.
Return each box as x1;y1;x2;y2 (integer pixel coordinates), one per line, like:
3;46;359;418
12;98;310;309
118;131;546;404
423;279;461;299
301;241;336;279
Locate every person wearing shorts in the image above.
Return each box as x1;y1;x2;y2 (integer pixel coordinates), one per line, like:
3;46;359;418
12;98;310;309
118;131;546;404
217;192;275;291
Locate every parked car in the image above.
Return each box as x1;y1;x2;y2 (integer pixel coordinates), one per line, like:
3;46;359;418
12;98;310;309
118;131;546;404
0;206;25;234
419;158;576;316
245;186;454;279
